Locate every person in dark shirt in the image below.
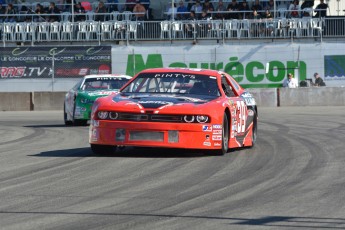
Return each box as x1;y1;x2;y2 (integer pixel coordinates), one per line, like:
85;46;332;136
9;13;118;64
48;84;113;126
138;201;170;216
74;2;86;21
227;0;239;19
0;4;6;22
239;0;250;19
313;72;326;86
315;0;328;18
47;2;61;22
95;1;108;21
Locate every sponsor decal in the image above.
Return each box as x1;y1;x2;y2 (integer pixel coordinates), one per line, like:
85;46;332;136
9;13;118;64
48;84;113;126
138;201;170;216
248;109;254;116
87;91;114;96
138;101;173;105
202;125;212;132
214;142;221;147
205;134;210;141
213;130;222;134
212;135;222;141
212;124;222;129
203;142;211;146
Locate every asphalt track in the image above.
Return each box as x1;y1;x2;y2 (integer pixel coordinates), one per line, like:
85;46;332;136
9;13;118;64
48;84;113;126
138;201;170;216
0;107;345;230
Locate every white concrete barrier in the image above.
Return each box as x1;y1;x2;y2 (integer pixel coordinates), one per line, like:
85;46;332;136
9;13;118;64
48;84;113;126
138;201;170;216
0;88;344;111
32;92;67;111
247;88;277;107
279;87;345;106
0;93;32;111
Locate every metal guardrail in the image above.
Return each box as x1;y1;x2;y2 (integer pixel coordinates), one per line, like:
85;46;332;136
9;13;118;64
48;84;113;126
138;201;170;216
1;17;344;46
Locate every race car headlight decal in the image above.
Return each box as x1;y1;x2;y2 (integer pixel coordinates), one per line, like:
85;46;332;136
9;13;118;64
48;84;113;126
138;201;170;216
97;111;108;119
183;115;195;123
109;112;119;120
196;115;209;123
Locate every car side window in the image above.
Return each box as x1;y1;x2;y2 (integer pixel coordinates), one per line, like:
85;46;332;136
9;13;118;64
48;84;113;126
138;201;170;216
221;76;235;97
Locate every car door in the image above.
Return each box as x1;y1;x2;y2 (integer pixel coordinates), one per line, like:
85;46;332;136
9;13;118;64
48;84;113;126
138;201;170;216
66;78;84;118
220;75;249;140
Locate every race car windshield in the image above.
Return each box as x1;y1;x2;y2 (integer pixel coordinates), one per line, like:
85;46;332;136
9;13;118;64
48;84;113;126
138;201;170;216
81;78;129;91
121;73;220;97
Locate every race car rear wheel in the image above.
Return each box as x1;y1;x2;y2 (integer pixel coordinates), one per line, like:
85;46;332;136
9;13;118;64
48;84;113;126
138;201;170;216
64;104;73;126
91;144;117;155
212;113;229;156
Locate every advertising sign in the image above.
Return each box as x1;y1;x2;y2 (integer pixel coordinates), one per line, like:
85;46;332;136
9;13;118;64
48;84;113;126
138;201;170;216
324;55;345;81
113;43;345;88
0;46;111;78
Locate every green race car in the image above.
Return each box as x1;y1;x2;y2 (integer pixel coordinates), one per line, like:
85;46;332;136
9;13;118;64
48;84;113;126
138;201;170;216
64;74;132;125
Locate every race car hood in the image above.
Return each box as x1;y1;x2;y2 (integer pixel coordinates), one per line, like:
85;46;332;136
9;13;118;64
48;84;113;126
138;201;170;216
110;93;216;109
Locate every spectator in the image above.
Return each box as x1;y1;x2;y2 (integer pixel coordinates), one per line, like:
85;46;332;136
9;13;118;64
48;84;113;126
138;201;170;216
264;0;274;11
301;0;314;9
314;0;328;18
64;0;72;12
288;0;301;18
176;0;188;20
167;3;177;20
190;0;203;15
250;9;263;37
140;0;150;10
47;2;61;22
214;0;227;19
185;10;197;37
132;0;146;20
239;0;250;19
125;0;136;12
202;0;214;14
264;9;274;36
74;2;86;21
283;73;298;88
0;4;6;22
227;0;239;19
251;0;263;16
95;1;108;21
107;0;119;12
312;72;326;86
4;3;17;22
34;3;46;22
184;0;193;12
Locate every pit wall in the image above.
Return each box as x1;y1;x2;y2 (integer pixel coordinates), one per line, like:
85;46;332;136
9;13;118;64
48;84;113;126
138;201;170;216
0;88;344;111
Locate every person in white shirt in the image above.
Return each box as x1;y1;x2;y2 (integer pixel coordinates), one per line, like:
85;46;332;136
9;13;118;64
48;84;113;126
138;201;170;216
283;73;298;88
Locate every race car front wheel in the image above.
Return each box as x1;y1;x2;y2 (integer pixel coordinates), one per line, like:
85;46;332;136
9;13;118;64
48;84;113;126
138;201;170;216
72;104;88;126
91;144;117;155
64;104;73;126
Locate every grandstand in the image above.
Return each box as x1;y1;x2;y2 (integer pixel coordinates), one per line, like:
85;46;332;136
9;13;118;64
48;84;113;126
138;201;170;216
0;0;344;46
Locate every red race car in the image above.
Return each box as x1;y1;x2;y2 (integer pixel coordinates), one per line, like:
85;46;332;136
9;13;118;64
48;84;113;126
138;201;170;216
89;68;258;155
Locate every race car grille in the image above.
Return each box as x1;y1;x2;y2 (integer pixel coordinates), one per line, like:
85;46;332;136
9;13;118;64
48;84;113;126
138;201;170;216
129;131;164;141
118;113;149;121
116;113;183;122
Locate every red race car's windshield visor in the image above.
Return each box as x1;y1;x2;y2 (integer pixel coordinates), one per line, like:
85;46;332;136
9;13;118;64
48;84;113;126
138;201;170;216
121;72;220;97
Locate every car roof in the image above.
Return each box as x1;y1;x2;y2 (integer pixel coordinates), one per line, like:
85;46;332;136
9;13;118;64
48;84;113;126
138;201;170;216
83;74;132;79
138;68;224;77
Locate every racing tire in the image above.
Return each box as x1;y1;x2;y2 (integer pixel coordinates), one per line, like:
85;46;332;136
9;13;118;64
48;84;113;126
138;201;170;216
211;113;229;156
64;104;73;126
91;144;117;155
72;103;88;126
250;112;258;148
